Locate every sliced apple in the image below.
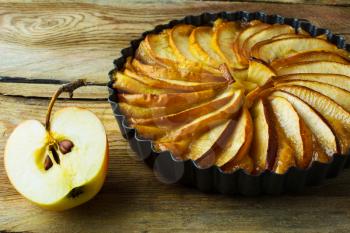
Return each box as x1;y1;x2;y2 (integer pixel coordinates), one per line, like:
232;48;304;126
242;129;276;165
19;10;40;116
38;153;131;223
275;80;350;111
271;33;310;40
113;72;175;94
129;86;236;126
269;96;313;169
271;91;337;157
123;69;228;92
118;88;219;107
273;120;296;174
134;124;168;140
276;61;350;77
251;38;346;63
271;51;350;69
221;154;254;174
212;20;245;69
234;23;270;65
277;85;350;154
311;135;331;163
214;107;253;167
275;73;350;92
145;30;178;64
250;99;277;173
135;40;159;65
189;26;224;67
158;89;244;142
183;120;231;161
242;24;295;59
247;59;276;86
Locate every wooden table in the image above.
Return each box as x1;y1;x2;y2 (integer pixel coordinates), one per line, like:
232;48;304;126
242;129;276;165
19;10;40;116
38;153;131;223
1;1;350;232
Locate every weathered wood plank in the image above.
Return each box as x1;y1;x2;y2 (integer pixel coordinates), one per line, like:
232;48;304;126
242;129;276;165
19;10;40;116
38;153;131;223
0;95;350;232
0;1;349;87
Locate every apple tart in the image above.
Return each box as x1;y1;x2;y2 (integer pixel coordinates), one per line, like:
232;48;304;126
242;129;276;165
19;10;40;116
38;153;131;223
111;16;350;177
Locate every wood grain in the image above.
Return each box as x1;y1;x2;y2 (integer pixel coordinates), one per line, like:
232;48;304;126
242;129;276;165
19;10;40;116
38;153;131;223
0;1;349;86
1;94;350;233
1;1;350;232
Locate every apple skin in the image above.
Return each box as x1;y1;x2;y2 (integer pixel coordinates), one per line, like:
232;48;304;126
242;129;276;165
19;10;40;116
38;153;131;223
4;107;109;211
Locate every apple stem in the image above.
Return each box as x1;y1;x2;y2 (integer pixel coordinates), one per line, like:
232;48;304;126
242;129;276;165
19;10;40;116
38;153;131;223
45;79;87;131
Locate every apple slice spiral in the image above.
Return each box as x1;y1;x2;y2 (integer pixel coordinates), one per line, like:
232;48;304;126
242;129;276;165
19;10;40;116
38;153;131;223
113;18;350;175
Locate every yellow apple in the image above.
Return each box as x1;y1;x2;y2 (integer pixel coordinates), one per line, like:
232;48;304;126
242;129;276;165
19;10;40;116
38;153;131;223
4;80;108;211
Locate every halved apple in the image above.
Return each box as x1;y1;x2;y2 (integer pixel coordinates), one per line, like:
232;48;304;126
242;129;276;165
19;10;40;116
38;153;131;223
277;85;350;154
158;89;244;142
275;80;350;111
5;107;108;211
276;61;350;77
189;26;224;67
271;51;350;69
247;59;276;86
250;99;277;173
242;24;295;59
251;38;346;63
269;96;313;169
214;107;253;167
275;73;350;92
271;91;337;157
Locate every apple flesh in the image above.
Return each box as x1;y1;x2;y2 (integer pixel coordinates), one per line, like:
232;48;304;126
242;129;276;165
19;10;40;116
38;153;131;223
5;107;108;211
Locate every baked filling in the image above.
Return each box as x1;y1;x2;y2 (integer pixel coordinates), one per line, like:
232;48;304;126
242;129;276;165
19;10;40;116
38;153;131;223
113;19;350;174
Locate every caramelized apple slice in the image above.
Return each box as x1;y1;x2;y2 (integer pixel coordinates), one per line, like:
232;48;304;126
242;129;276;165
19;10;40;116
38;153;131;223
119;102;190;119
184;120;231;161
189;26;224;67
135;40;159;65
276;61;350;77
123;69;228;92
168;24;220;74
212;20;245;69
131;58;226;83
275;80;350;111
311;135;331;163
214;107;253;167
130;86;236;126
234;23;270;64
271;51;350;69
271;33;310;40
134;124;168;140
113;72;176;94
242;24;295;59
247;59;276;86
271;91;337;157
269;96;313;169
275;73;350;92
145;30;178;64
251;38;345;63
277;85;350;154
118;88;219;107
158;89;244;142
221;154;254;174
168;24;197;62
273;121;296;174
250;99;277;173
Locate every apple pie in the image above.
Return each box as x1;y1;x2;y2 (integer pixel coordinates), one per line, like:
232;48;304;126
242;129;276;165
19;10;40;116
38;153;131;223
112;18;350;175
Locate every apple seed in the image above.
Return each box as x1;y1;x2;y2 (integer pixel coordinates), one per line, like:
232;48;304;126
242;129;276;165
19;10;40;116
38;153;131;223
44;156;53;170
59;140;74;154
